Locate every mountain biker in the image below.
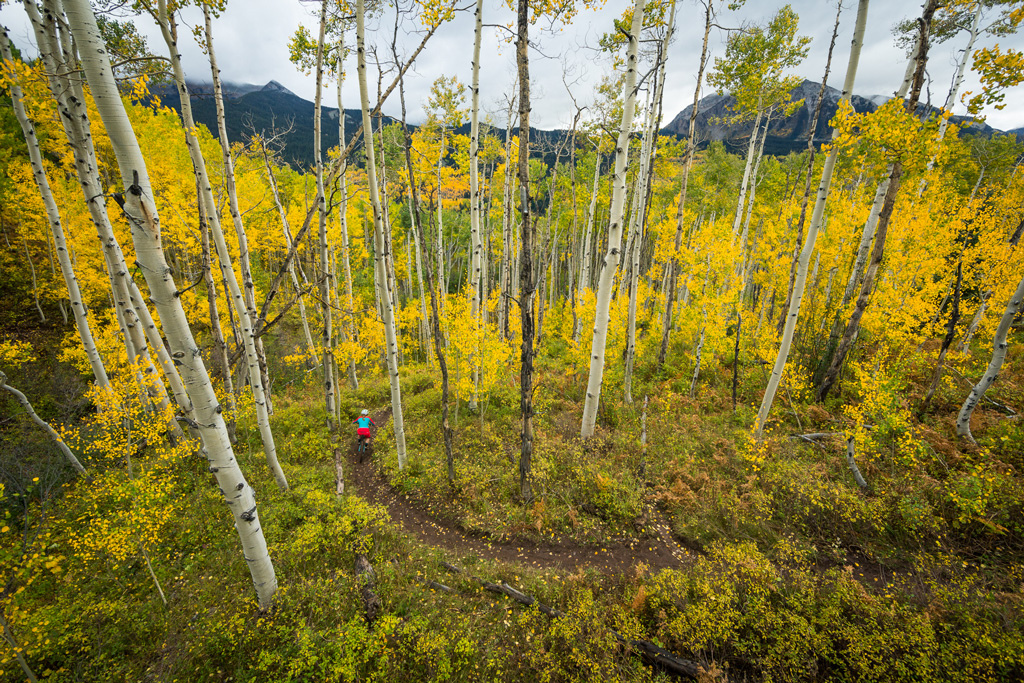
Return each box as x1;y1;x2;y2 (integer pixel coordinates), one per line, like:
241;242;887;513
353;409;375;453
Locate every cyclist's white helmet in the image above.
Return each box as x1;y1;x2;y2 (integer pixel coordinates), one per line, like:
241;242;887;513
361;409;369;415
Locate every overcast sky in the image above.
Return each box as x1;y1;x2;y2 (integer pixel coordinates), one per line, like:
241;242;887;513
2;0;1023;132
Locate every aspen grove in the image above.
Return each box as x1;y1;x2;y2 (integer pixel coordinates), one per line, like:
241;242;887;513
1;0;1023;680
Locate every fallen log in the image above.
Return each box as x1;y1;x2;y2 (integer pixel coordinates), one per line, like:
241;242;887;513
355;553;381;625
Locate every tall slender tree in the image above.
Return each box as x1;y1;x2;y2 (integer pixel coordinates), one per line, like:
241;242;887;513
580;0;647;439
61;0;278;609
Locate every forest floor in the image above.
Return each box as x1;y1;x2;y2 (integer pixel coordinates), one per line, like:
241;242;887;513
346;408;693;576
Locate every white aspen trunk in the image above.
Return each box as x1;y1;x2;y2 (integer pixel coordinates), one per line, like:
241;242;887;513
467;0;484;410
24;0;192;426
818;266;838;331
756;0;870;439
689;319;706;398
336;41;359;391
577;151;601;300
437;149;446;303
62;0;277;608
499;104;516;338
358;0;407;467
468;0;484;314
312;2;337;425
755;286;772;337
22;237;45;322
838;33;921;310
153;1;287;491
411;195;431;358
260;145;318;366
580;0;646;439
956;272;1024;443
731;105;763;245
918;1;982;198
618;157;644;300
1;27;108;389
202;5;270;413
200;215;237;441
623;216;643;405
0;371;86;475
659;0;710;369
624;6;674;401
739;110;771;284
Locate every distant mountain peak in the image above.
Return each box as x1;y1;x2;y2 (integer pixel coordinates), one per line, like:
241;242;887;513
261;80;295;96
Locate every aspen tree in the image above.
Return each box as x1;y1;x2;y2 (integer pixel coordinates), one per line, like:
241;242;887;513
61;0;277;609
257;140;319;366
515;0;536;499
357;0;408;467
398;71;455;484
657;0;717;368
708;6;809;248
467;0;484;411
149;0;287;491
498;92;517;339
819;31;923;367
625;1;675;404
755;0;869;439
200;4;273;412
1;26;108;390
816;0;938;403
776;3;843;336
917;0;984;197
336;28;359;391
198;196;237;442
311;0;338;427
22;0;191;429
580;0;646;439
956;270;1024;442
0;371;86;476
574;149;601;343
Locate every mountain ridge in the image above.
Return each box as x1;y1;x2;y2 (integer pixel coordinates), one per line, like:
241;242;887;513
150;79;1020;167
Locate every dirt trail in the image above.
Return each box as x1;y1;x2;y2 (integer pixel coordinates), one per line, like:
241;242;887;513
346;409;691;575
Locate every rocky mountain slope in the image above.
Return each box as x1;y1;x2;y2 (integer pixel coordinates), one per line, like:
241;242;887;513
661;79;1004;155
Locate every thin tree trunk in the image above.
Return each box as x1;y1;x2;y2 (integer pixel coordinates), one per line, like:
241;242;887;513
1;26;108;389
580;0;646;439
516;0;536;500
0;371;86;475
574;149;602;344
200;210;237;443
357;0;407;468
776;4;841;334
816;0;937;403
959;290;991;353
258;142;319;366
956;272;1024;443
62;0;278;608
337;51;359;391
917;1;982;197
153;1;287;491
202;5;271;415
312;2;338;431
499;95;516;339
756;0;867;437
658;0;711;368
395;46;453;482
